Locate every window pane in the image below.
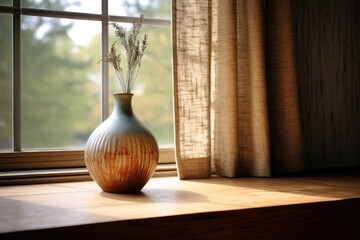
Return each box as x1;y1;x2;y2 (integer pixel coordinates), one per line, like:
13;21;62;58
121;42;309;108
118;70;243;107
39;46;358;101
0;0;12;6
109;0;171;18
21;16;102;149
0;14;13;151
108;24;173;147
23;0;101;14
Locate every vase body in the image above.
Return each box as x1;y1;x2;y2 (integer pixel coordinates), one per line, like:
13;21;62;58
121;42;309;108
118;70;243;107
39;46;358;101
84;93;159;193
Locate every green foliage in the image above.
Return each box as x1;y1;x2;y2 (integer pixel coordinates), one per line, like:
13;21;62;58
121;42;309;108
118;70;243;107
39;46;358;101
107;1;174;146
0;0;12;6
0;0;173;150
0;0;98;149
0;13;12;149
122;0;171;18
20;14;97;148
132;25;173;146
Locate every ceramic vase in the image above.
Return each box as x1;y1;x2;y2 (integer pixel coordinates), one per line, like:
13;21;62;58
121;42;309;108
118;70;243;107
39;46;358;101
84;93;159;193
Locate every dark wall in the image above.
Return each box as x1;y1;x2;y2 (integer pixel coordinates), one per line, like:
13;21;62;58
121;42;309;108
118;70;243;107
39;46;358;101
291;0;360;168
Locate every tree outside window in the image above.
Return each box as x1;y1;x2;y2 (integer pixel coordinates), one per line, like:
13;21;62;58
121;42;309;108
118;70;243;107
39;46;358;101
0;0;173;152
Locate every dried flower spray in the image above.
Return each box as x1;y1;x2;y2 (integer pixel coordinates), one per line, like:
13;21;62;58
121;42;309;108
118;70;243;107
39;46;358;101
99;15;148;93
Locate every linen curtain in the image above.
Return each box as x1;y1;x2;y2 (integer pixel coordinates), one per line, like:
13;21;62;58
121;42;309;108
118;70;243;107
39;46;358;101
172;0;303;179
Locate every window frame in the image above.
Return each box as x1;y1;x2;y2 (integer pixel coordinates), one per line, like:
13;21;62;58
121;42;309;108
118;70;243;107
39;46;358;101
0;0;175;180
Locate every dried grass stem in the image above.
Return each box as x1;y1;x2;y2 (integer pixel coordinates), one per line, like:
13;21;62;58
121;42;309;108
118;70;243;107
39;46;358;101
98;15;148;93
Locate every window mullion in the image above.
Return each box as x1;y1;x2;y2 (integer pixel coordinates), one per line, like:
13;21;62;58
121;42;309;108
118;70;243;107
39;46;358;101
13;0;21;151
0;0;175;171
109;15;171;26
101;0;109;121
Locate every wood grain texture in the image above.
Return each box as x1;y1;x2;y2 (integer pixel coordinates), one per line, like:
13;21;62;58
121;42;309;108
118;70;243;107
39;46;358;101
0;172;359;239
2;199;359;240
292;0;360;168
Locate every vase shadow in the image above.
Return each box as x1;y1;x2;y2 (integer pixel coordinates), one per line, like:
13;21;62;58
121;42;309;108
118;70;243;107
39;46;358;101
100;188;209;204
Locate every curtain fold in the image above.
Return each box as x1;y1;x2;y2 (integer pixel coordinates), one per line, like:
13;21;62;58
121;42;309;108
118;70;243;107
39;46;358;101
173;0;303;179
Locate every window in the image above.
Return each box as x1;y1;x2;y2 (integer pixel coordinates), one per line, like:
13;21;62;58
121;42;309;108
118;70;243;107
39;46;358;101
0;0;174;178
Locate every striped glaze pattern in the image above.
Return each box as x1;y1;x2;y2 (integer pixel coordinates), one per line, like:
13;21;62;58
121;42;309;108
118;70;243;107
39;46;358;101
84;94;159;193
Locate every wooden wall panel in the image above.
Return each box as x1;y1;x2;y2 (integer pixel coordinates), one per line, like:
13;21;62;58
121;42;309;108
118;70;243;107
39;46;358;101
291;0;360;168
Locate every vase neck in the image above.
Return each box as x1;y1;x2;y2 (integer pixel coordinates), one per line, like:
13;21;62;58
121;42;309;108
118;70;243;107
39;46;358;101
112;93;134;116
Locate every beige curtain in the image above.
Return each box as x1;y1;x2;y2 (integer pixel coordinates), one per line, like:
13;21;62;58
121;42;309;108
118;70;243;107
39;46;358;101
172;0;303;179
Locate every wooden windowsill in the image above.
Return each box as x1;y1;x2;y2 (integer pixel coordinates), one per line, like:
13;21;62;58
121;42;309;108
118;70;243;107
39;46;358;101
1;171;359;239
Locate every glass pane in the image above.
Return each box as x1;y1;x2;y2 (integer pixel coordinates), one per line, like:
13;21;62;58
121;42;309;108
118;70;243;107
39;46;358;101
0;14;13;151
109;0;171;18
21;16;102;150
23;0;101;14
108;24;173;147
0;0;12;6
